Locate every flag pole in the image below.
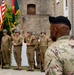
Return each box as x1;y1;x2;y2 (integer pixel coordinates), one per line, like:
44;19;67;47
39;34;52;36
6;7;12;34
5;10;12;34
20;16;26;36
8;17;12;34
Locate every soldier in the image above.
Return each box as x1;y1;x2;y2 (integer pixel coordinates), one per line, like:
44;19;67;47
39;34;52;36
48;37;53;47
12;30;22;70
45;16;74;75
40;31;51;72
24;31;36;71
34;36;41;69
1;29;11;69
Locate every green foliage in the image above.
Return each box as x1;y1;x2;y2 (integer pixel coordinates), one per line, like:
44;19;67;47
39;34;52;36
0;5;20;41
3;6;12;35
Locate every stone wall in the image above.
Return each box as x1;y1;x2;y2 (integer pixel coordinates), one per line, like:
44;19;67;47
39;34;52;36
55;0;64;16
24;15;50;36
18;0;51;15
69;0;74;36
18;0;51;36
0;0;57;36
72;0;74;26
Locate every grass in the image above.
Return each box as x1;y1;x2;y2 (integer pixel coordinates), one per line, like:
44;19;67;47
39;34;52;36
0;66;40;71
11;66;40;71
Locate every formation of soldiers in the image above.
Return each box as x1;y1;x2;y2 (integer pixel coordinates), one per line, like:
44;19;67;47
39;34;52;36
0;28;53;72
0;15;74;75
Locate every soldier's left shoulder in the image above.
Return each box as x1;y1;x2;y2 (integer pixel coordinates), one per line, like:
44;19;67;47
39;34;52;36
58;39;74;45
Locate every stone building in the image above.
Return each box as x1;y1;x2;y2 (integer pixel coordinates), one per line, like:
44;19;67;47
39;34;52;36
69;0;74;36
53;0;74;36
18;0;55;36
53;0;70;34
2;0;56;36
52;0;69;17
2;0;74;36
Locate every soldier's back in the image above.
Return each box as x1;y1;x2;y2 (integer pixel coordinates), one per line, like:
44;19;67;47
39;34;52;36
45;37;74;75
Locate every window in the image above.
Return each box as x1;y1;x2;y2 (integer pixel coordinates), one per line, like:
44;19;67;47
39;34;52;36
27;4;36;15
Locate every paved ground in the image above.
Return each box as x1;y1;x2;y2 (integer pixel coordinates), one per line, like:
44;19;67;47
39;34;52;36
0;69;45;75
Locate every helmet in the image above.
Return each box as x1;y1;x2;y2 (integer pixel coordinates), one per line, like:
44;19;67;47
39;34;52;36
3;29;7;33
40;31;46;35
27;31;33;35
15;30;20;33
12;28;17;33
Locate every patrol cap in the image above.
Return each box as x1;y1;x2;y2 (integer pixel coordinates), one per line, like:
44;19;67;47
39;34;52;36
40;31;46;35
27;31;33;35
49;16;71;30
3;29;7;33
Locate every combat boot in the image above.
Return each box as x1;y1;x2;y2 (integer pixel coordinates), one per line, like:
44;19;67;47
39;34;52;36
27;66;31;71
31;64;34;71
37;61;40;69
31;67;34;71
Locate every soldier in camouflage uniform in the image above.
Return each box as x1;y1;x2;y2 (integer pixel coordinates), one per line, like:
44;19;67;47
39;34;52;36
24;31;36;71
45;16;74;75
12;30;22;70
1;29;11;69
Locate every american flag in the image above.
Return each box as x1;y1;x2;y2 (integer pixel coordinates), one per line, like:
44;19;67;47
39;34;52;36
0;0;6;30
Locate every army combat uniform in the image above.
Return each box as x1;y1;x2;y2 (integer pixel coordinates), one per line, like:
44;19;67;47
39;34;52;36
40;35;50;70
1;34;11;67
24;35;36;71
45;36;74;75
13;34;22;69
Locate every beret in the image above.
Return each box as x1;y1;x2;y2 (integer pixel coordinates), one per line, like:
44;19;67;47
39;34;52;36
49;16;71;29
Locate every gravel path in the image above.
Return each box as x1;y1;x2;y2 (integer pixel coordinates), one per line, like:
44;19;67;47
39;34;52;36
0;69;45;75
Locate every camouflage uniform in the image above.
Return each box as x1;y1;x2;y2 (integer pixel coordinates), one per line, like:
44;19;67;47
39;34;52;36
45;36;74;75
